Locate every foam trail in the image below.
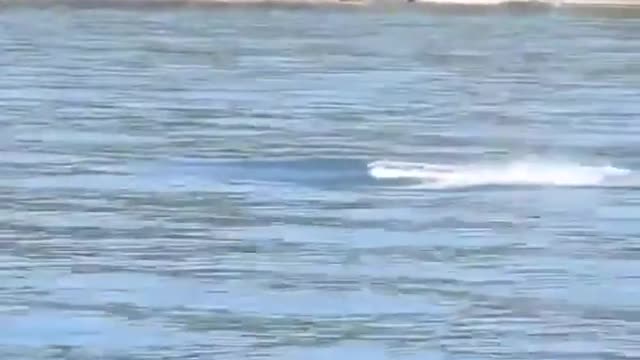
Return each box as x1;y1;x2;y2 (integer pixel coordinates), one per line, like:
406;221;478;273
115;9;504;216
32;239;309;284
368;159;632;189
415;0;547;4
411;0;639;7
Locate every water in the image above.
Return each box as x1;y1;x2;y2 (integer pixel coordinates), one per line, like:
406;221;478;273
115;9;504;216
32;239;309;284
1;5;640;359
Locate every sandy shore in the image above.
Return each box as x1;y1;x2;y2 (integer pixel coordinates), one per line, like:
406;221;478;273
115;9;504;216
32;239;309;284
0;0;372;6
2;0;639;8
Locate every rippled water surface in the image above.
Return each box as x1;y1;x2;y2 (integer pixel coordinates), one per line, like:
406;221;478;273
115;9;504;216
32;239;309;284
2;5;640;359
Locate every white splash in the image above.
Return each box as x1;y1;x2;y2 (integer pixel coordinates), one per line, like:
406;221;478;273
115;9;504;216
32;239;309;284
417;0;638;8
411;0;629;6
414;0;537;4
368;159;632;189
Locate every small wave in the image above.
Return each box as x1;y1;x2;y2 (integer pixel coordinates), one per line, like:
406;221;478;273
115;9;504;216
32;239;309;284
367;159;632;189
152;157;377;191
408;0;640;10
414;0;549;5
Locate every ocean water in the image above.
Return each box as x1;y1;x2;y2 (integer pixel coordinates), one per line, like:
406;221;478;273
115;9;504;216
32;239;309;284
1;4;640;359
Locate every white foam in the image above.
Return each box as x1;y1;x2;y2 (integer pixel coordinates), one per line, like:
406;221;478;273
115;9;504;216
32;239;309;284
414;0;544;4
411;0;638;6
368;159;632;189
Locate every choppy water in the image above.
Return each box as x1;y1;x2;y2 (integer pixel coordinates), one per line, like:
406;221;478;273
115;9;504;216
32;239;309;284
2;5;640;359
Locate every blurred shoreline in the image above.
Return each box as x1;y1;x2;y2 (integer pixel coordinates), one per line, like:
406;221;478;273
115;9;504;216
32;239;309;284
2;0;640;8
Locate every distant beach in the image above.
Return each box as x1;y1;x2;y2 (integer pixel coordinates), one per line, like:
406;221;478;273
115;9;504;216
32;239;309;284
2;0;640;8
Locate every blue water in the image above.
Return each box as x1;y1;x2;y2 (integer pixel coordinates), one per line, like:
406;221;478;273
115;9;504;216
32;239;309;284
2;4;640;359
